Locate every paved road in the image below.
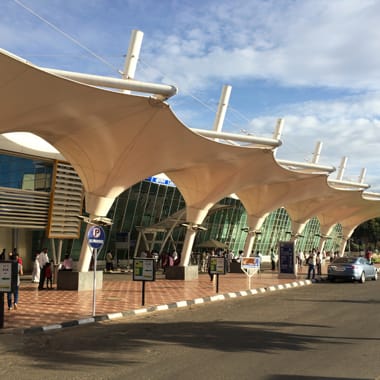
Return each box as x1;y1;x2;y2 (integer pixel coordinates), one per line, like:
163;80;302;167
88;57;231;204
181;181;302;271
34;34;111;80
1;280;380;380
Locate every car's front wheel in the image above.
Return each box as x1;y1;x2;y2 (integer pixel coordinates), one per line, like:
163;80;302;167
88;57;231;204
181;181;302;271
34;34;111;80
372;271;378;281
359;272;366;283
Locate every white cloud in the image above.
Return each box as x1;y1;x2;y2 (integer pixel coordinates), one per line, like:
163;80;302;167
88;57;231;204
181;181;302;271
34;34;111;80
4;0;380;91
136;0;380;92
243;92;380;190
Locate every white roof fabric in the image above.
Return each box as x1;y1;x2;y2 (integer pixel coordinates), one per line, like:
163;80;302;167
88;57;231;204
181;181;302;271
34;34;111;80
0;48;379;235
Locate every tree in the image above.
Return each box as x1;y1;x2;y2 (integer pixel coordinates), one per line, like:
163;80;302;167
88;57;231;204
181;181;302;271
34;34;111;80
352;218;380;251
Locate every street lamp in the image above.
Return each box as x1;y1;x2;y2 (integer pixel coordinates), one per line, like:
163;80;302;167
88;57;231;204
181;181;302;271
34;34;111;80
77;215;113;226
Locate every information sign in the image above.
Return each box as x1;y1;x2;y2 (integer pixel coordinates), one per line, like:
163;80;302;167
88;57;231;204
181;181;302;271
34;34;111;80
240;257;261;289
241;257;260;270
209;256;226;275
0;262;12;292
133;258;156;281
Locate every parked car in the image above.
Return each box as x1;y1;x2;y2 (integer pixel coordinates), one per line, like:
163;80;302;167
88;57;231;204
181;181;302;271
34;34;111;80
327;256;378;283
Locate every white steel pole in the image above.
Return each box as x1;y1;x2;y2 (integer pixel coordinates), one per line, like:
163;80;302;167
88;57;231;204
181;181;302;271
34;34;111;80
328;179;370;189
273;118;284;140
92;248;97;317
272;119;284;157
213;85;232;132
359;168;367;183
42;68;178;99
123;30;144;80
277;159;335;173
312;141;323;164
336;156;347;180
191;129;281;147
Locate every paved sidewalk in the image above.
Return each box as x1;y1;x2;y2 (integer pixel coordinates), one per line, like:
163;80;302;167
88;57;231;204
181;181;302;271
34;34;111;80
1;269;313;333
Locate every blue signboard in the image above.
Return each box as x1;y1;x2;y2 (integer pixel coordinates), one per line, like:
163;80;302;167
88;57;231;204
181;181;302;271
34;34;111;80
145;175;176;187
278;241;295;275
87;225;105;250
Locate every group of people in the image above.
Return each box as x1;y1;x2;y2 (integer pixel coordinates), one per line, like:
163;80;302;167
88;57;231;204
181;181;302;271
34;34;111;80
1;247;74;310
135;250;181;272
190;249;235;280
101;250;181;273
32;248;73;290
160;251;180;272
32;249;73;289
30;248;52;290
302;249;326;280
189;249;279;275
191;250;236;273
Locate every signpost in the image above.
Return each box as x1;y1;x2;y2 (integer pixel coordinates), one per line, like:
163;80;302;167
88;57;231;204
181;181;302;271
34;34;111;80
133;258;156;306
278;241;296;279
87;225;105;316
0;261;17;328
209;256;226;293
241;257;260;289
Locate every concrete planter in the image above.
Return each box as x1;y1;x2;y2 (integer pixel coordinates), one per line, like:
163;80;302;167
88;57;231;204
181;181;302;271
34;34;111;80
229;261;244;273
165;265;198;280
57;271;103;291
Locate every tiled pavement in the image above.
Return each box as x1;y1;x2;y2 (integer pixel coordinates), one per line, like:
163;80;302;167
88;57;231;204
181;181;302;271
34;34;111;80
1;268;314;333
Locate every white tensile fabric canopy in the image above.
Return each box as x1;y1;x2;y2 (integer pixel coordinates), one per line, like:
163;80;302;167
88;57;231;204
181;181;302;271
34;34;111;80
0;48;379;268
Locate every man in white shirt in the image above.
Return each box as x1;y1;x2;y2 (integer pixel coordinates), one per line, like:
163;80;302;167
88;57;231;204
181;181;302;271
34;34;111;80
38;248;49;290
270;248;278;271
307;249;317;280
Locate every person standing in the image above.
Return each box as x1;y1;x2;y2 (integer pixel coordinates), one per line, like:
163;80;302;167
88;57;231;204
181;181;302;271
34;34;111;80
270;248;277;271
307;249;317;280
14;252;23;266
161;252;169;273
44;262;53;289
168;253;174;267
296;250;304;268
7;253;23;310
316;251;322;275
365;250;373;263
105;251;114;272
172;250;179;264
227;250;234;272
62;253;73;271
31;252;40;283
299;251;304;267
256;251;263;273
208;250;216;281
38;248;49;290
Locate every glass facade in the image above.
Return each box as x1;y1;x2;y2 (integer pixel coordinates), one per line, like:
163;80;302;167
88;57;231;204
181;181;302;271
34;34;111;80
72;182;343;260
254;208;292;255
0;153;52;191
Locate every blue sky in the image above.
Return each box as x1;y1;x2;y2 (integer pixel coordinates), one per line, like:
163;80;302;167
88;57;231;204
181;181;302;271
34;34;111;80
2;0;380;190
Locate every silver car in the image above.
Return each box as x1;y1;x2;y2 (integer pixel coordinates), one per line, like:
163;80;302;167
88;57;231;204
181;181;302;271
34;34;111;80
327;256;378;283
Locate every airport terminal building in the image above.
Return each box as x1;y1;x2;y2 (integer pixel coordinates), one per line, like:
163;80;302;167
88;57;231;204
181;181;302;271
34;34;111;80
0;33;379;275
